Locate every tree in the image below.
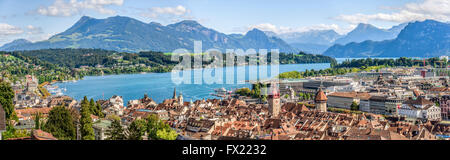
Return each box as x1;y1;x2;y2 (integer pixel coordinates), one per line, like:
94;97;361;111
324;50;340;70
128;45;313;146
1;125;30;140
34;112;41;130
156;127;178;140
350;101;360;111
95;103;104;118
44;106;76;140
0;82;16;121
146;114;159;140
146;114;177;140
106;117;126;140
127;119;147;140
89;98;96;115
80;96;95;140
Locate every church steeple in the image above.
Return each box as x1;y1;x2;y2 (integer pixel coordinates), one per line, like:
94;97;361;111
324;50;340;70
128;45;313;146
173;87;177;99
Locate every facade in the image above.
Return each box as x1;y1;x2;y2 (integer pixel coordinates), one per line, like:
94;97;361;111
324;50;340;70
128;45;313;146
369;96;387;115
385;98;404;115
327;93;356;110
326;92;369;110
360;99;371;112
92;120;112;140
268;84;281;117
103;95;125;116
440;95;450;120
399;97;441;121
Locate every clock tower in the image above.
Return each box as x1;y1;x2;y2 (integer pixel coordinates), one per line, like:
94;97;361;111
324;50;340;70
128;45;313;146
268;83;281;118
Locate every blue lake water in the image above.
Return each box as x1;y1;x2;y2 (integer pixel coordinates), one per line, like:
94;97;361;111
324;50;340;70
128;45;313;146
54;63;331;104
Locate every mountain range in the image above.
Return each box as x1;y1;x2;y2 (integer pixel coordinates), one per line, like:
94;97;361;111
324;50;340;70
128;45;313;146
323;20;450;58
0;16;297;53
1;16;449;58
333;23;407;45
264;23;406;54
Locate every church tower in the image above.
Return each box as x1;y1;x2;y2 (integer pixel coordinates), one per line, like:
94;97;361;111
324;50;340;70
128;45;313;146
173;87;177;99
178;92;184;104
314;88;328;112
268;83;281;117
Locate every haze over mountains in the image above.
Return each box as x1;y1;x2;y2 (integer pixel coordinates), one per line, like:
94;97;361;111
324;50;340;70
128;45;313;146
1;16;449;58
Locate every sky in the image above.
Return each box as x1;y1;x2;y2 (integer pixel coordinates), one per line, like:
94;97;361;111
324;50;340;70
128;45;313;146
0;0;449;46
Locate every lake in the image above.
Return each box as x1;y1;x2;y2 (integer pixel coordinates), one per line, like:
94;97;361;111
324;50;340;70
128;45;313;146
54;63;331;104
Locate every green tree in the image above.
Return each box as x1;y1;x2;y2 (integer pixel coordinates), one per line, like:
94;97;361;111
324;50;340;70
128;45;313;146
127;119;147;140
350;101;360;111
34;112;41;130
1;125;30;140
44;106;76;140
80;96;95;140
0;82;16;121
156;127;178;140
95;103;104;118
106;117;126;140
146;114;159;140
146;114;177;140
89;98;96;115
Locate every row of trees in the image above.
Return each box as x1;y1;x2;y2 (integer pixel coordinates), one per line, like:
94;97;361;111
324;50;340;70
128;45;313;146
41;102;177;140
106;114;178;140
335;57;448;69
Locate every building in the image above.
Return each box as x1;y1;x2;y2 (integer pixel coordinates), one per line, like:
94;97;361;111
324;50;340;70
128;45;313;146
92;120;112;140
440;95;450;120
0;104;6;140
268;83;281;117
359;95;372;113
385;98;404;115
399;97;441;121
25;75;38;93
369;96;387;115
327;92;370;110
31;130;57;140
314;88;327;112
102;95;125;116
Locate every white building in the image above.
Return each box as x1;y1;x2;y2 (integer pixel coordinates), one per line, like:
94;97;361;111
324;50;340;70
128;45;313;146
103;95;125;116
398;97;441;121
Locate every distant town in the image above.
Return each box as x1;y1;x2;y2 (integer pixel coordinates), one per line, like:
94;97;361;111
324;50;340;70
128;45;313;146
1;55;449;140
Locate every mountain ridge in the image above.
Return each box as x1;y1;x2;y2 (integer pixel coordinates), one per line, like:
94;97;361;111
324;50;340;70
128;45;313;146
0;16;297;53
323;20;450;58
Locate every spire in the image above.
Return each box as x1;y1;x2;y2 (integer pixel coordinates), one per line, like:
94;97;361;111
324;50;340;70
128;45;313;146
173;87;177;99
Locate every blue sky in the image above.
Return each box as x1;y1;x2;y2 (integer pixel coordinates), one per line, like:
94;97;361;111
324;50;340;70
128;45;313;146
0;0;449;45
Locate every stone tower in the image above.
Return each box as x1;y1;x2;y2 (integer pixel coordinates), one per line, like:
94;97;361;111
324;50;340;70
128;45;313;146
178;92;184;104
315;88;328;112
268;83;281;117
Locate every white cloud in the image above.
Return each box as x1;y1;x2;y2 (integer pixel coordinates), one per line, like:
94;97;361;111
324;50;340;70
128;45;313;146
0;23;24;36
141;5;191;21
244;23;351;35
335;0;450;24
37;0;124;17
26;25;44;35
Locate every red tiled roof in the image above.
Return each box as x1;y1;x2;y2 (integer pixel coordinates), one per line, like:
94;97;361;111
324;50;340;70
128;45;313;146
32;130;57;140
315;89;327;101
